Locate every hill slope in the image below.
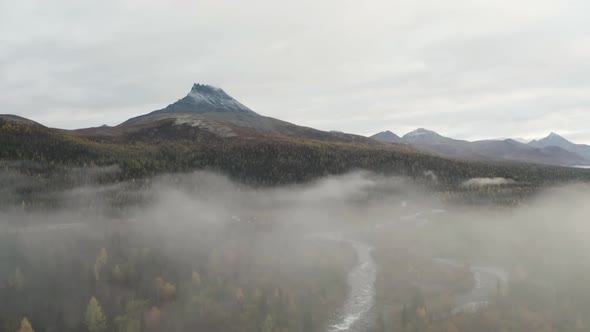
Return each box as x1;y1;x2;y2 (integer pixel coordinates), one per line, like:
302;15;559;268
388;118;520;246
1;83;590;196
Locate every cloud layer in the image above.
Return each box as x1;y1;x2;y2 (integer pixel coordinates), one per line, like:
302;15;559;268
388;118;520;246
1;0;589;142
461;177;516;187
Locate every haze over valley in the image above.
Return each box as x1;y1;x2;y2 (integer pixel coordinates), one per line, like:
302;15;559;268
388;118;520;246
1;82;590;332
2;1;590;332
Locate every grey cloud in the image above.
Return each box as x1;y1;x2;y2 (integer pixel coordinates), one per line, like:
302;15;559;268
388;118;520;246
1;0;589;143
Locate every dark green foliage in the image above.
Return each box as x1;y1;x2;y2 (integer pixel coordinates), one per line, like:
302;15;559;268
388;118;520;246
2;118;589;210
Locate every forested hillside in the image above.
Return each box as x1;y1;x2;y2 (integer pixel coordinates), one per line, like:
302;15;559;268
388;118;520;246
2;116;590;209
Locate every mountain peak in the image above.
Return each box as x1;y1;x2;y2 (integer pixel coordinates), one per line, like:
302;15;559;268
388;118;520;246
181;83;255;114
371;130;401;143
528;131;578;152
540;132;571;144
190;83;223;94
120;83;257;125
403;128;440;138
401;128;452;145
375;130;398;137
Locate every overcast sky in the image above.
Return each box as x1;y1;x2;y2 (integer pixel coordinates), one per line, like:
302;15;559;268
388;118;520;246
1;0;589;143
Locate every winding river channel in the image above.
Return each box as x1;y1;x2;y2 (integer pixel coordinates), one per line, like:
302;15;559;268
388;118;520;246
306;234;377;332
312;207;510;332
435;258;509;315
328;240;377;332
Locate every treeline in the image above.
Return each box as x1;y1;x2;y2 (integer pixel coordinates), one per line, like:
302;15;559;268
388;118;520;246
2;118;590;207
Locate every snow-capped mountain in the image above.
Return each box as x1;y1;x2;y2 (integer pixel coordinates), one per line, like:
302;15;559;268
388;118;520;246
124;84;256;125
402;128;454;145
71;83;382;145
403;128;438;138
183;84;256;114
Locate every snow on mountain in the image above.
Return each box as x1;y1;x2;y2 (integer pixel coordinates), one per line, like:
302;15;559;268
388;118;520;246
122;83;257;125
186;84;255;114
403;128;440;138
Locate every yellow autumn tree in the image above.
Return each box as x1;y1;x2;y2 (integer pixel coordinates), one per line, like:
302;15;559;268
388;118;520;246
17;317;34;332
156;277;176;302
85;296;107;332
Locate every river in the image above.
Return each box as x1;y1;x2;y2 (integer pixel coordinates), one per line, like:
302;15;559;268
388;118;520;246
328;240;377;332
435;258;508;315
320;206;510;331
306;234;377;332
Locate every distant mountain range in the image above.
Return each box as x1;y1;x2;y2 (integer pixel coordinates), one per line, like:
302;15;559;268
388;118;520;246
371;129;590;166
1;82;589;181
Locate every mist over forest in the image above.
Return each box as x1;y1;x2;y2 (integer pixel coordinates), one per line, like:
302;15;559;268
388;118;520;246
2;168;590;332
4;0;590;331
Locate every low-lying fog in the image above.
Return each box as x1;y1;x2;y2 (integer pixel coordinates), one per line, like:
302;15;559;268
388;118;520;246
1;170;589;332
